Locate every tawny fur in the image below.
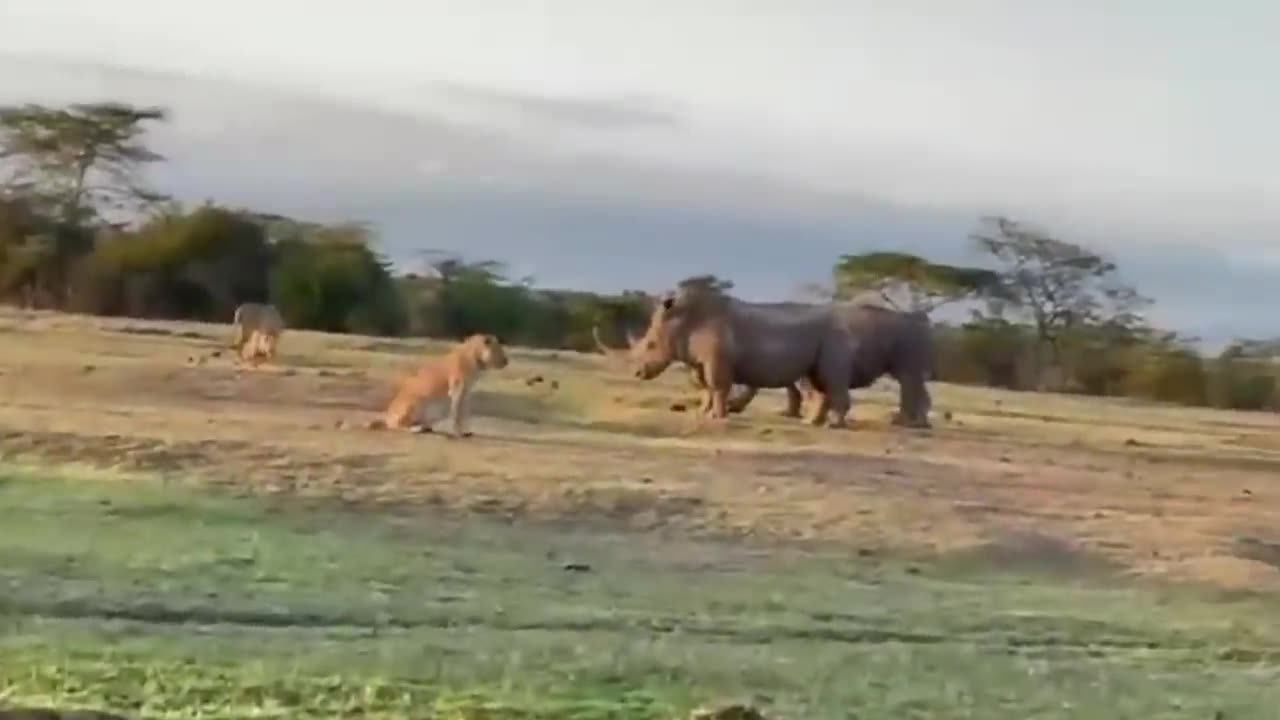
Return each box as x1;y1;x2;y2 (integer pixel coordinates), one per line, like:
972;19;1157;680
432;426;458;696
367;334;509;438
230;302;284;366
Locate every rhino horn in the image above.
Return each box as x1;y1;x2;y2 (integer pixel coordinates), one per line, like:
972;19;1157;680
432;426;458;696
592;325;631;358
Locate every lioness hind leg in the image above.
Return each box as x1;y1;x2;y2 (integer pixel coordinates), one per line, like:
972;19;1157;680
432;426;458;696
417;396;451;434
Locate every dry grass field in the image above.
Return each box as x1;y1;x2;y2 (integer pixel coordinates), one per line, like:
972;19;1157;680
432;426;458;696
2;306;1280;718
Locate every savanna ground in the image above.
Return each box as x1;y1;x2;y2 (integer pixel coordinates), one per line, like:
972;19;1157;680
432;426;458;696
2;307;1280;719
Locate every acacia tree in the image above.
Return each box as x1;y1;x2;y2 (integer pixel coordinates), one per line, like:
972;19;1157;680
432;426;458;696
676;273;734;293
831;251;1000;313
0;102;169;306
970;215;1149;389
0;102;169;224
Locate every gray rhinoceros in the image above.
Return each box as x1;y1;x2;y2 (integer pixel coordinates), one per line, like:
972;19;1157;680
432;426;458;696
727;302;935;428
598;294;935;428
594;286;855;427
594;325;804;417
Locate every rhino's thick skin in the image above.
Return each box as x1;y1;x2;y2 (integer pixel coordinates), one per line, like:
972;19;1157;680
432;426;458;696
595;290;855;427
724;302;934;427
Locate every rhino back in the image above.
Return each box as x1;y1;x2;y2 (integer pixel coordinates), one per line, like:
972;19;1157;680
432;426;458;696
835;303;933;378
722;300;834;386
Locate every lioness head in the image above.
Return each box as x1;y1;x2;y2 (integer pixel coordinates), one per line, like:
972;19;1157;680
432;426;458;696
465;333;509;369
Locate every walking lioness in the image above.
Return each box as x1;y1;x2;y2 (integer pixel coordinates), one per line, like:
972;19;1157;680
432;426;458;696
371;334;509;438
230;302;284;366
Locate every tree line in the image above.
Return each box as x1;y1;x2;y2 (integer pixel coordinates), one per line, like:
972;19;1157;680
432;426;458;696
2;101;1277;411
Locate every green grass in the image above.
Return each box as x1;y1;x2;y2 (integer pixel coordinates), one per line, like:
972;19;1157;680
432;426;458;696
2;466;1280;719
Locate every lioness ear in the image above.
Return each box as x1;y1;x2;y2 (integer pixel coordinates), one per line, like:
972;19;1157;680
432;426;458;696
661;296;674;310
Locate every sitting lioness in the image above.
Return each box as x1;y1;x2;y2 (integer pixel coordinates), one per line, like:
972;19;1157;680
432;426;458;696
370;333;509;438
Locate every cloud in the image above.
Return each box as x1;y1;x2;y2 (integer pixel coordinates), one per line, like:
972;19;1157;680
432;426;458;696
435;83;681;131
2;54;1280;349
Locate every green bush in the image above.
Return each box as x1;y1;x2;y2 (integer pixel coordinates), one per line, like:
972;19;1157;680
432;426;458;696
1125;348;1209;406
269;229;405;336
74;204;271;320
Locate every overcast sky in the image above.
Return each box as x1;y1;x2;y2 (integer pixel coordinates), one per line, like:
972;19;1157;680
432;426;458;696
2;1;1278;347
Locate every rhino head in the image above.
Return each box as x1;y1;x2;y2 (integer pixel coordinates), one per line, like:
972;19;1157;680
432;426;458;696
593;291;693;380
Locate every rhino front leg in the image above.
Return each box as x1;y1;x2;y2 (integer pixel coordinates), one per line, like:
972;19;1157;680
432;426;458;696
811;338;853;429
686;365;706;390
703;362;732;419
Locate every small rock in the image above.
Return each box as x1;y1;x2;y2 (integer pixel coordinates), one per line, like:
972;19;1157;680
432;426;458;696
549;380;559;390
210;350;222;358
943;410;953;421
562;562;592;573
670;402;688;412
81;364;95;373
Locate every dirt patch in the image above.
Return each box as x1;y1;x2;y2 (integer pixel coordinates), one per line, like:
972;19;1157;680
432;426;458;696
4;310;1280;591
112;324;213;342
1233;536;1280;570
935;529;1118;578
1167;555;1280;591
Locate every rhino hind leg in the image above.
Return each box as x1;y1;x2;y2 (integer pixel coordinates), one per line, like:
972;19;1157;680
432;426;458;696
810;340;853;429
803;393;829;426
726;385;757;414
825;390;851;428
781;383;803;418
892;371;932;428
801;381;850;429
